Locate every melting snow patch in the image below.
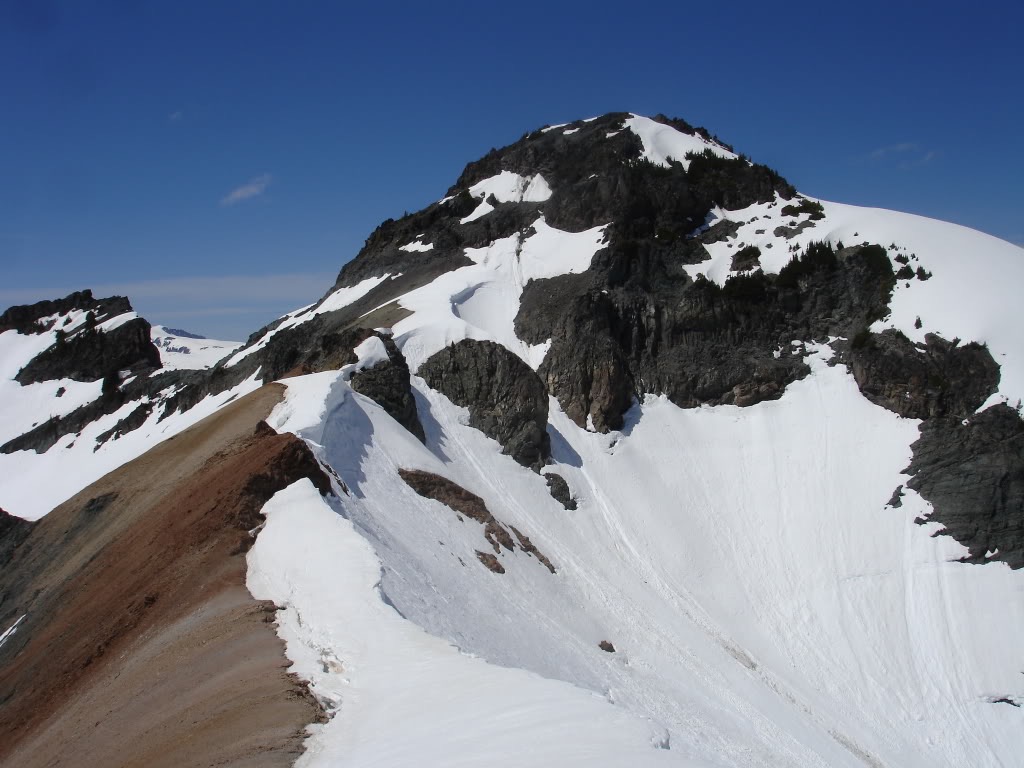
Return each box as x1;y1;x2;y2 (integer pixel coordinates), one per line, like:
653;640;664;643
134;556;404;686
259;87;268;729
625;114;736;170
399;240;434;253
467;170;552;205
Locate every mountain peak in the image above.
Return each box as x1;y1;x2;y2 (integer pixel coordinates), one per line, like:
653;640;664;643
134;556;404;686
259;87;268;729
2;112;1023;767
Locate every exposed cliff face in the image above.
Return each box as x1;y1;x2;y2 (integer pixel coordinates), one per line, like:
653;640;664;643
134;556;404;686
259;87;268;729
848;330;1000;420
350;336;425;443
905;403;1024;569
3;291;161;386
16;317;161;385
516;241;898;430
0;290;131;335
419;339;549;469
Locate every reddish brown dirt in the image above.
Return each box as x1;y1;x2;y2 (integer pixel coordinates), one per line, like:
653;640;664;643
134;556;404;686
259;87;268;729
0;384;330;767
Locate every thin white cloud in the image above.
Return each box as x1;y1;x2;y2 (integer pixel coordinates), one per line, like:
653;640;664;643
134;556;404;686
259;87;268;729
864;143;937;168
868;142;919;160
0;272;334;340
0;272;332;309
220;174;272;206
169;110;183;122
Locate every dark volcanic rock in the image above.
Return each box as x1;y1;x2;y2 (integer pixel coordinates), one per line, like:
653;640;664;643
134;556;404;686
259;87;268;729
419;340;550;468
847;331;999;419
399;468;555;572
731;246;762;272
906;404;1024;569
0;290;132;335
545;472;577;510
517;242;895;431
350;336;425;442
16;317;161;385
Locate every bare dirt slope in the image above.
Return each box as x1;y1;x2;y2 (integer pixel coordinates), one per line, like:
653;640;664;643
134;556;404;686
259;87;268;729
0;384;330;767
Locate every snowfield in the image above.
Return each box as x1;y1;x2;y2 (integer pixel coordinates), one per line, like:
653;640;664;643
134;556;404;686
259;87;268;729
0;308;263;519
256;343;1023;767
684;195;1024;408
150;325;242;371
3;114;1022;766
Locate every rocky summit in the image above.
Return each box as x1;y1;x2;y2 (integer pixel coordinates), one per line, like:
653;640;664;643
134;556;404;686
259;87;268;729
1;113;1023;767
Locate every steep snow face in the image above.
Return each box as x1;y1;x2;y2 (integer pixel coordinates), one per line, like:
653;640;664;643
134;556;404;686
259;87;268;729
261;344;1023;767
625;114;737;169
390;217;607;371
248;478;683;768
461;171;552;223
685;195;1024;408
249;172;1024;765
151;326;242;371
0;369;262;520
226;273;397;367
0;326;104;447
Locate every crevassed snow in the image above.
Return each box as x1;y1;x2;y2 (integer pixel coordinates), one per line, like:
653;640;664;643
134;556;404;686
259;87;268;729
625;114;737;169
264;345;1024;767
226;273;396;367
398;240;434;253
248;478;684;767
683;195;1024;407
151;325;242;371
0;371;262;520
388;217;607;371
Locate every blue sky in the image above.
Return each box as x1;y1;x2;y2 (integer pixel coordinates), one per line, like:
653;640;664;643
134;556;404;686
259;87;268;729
2;1;1021;339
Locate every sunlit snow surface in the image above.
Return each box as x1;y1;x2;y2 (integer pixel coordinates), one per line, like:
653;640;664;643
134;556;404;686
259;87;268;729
260;345;1024;767
684;195;1024;408
151;325;242;371
625;114;737;169
0;311;262;519
250;169;1024;765
3;114;1023;765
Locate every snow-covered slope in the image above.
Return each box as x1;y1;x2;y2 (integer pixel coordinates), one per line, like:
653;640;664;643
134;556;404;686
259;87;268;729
0;306;260;520
2;113;1021;766
685;195;1024;408
250;208;1023;765
150;325;242;370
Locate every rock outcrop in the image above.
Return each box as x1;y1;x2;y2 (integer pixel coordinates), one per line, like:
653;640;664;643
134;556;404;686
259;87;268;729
905;403;1024;569
848;331;1000;419
350;336;425;442
4;291;162;386
16;317;161;385
418;340;549;468
0;290;132;335
517;242;896;430
398;469;554;573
